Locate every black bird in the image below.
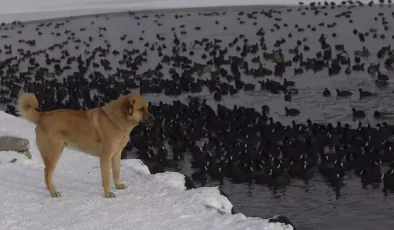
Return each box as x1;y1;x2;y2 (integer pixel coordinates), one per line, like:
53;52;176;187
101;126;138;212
336;89;352;97
323;88;331;96
285;107;300;116
377;66;389;81
383;162;394;193
352;108;366;118
359;89;374;98
284;93;292;102
283;78;295;87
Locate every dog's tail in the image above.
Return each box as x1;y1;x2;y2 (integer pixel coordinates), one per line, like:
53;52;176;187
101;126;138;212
17;93;41;124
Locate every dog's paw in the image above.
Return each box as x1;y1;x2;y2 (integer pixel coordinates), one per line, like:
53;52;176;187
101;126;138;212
105;192;116;198
50;191;62;198
115;183;127;189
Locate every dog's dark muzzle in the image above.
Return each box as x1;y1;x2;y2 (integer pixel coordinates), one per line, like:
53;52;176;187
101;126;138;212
142;114;155;126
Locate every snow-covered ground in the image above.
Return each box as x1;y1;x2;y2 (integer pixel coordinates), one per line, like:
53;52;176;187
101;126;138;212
0;0;380;229
0;111;292;230
0;0;374;23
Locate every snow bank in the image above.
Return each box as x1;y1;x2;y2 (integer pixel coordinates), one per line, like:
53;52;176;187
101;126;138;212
0;110;292;230
0;0;374;23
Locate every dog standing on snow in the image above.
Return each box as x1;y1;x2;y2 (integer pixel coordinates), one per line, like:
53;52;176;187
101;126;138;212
17;93;154;198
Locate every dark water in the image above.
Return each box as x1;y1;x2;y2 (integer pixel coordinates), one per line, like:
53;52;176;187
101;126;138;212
1;3;394;230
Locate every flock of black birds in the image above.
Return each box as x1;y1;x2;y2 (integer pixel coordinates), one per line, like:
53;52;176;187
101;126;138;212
128;93;394;193
2;0;394;198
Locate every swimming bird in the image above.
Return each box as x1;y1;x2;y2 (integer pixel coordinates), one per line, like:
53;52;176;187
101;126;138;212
283;78;295;87
352;108;366;118
336;89;352;97
285;107;300;116
358;89;374;98
284;93;292;102
323;88;331;96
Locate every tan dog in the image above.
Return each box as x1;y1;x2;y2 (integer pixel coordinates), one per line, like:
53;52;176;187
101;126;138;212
16;93;154;198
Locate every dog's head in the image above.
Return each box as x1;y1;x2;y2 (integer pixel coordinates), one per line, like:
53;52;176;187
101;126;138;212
123;93;154;126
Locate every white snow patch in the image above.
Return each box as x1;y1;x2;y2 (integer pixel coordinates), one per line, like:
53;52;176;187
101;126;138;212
123;158;151;175
153;172;188;191
0;151;31;166
0;111;292;230
0;0;375;23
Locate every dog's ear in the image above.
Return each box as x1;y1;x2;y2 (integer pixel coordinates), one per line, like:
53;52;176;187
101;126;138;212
123;98;135;115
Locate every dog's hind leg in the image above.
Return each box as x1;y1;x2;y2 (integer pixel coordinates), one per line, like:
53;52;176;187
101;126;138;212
112;151;127;189
36;131;64;198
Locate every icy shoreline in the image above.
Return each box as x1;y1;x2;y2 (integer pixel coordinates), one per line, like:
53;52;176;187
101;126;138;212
0;111;293;230
0;0;374;23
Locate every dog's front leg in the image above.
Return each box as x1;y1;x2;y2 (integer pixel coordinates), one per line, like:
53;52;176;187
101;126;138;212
112;151;127;189
100;155;115;198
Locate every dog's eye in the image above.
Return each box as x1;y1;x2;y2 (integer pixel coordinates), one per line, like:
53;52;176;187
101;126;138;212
139;107;144;112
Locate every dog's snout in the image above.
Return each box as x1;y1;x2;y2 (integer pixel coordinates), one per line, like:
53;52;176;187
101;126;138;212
142;114;154;126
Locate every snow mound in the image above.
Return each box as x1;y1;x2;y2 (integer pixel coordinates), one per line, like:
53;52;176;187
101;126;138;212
0;0;374;23
0;111;292;230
